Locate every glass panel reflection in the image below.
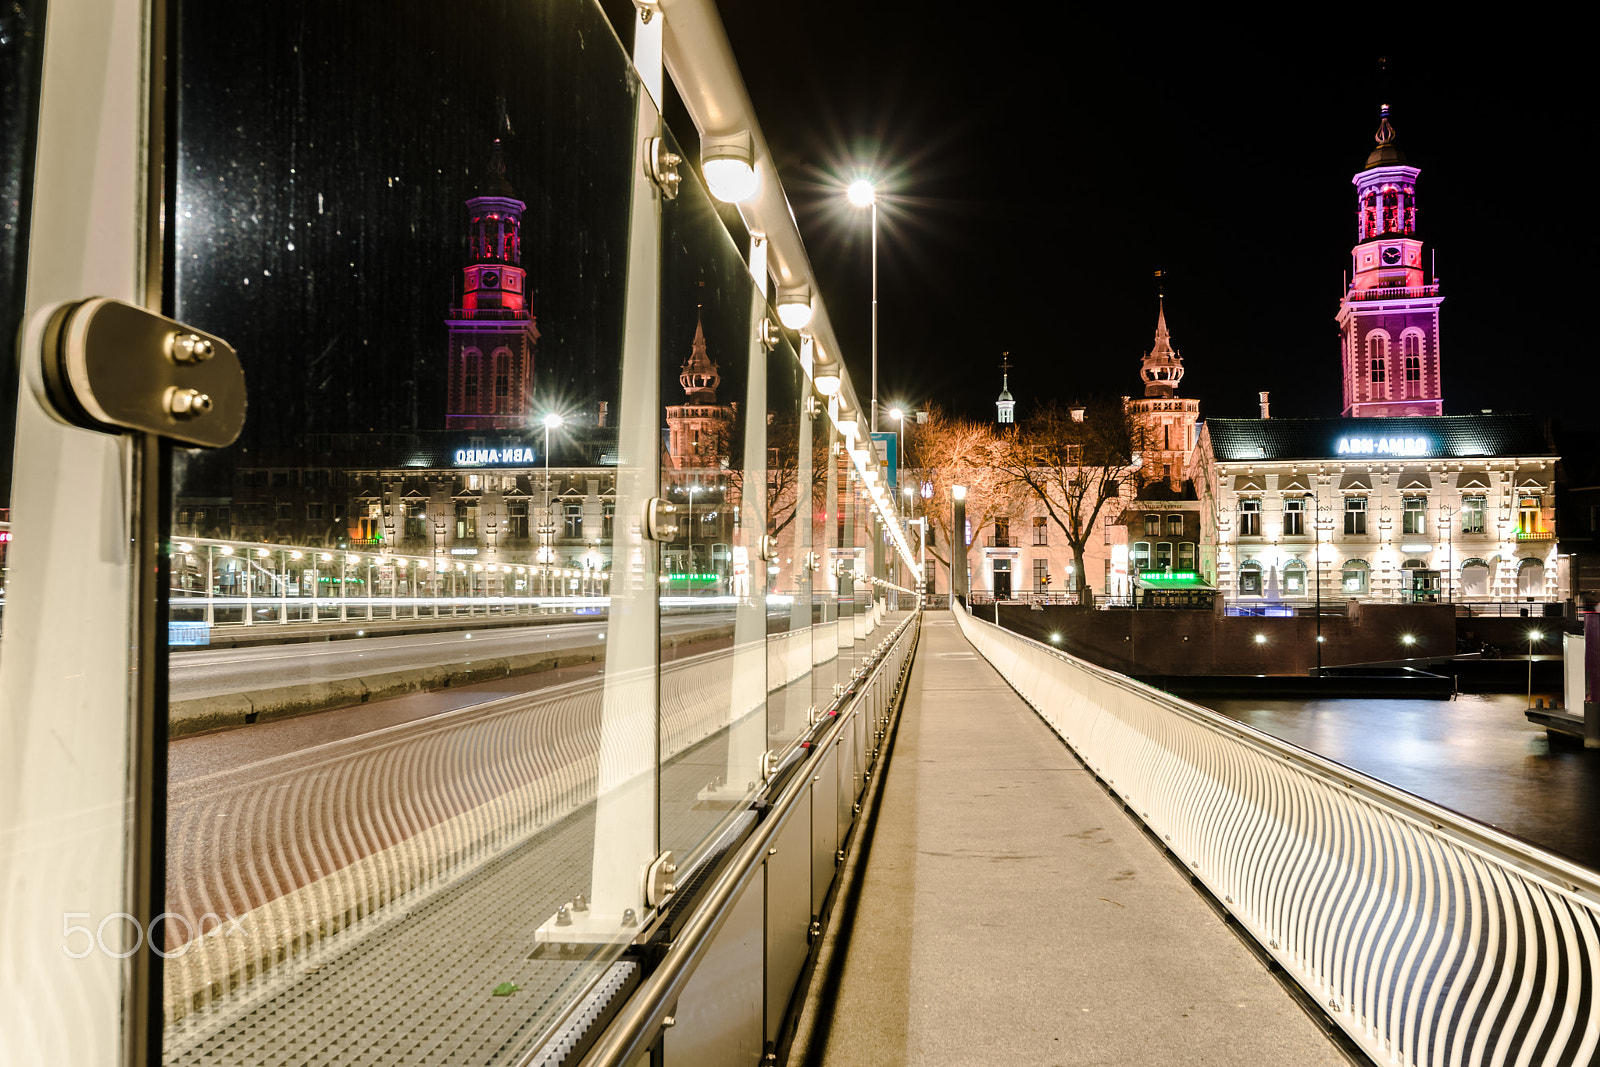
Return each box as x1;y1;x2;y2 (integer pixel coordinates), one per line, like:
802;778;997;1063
656;121;760;864
163;3;649;1062
765;335;811;750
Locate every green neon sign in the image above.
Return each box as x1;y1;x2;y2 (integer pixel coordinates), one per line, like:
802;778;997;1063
1139;571;1202;584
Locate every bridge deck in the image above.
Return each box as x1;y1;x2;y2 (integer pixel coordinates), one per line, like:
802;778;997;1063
794;612;1351;1066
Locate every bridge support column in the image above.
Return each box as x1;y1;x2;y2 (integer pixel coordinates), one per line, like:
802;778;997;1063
1585;610;1598;748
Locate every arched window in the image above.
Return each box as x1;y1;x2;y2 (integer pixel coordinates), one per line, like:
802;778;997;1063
1239;559;1262;596
1177;543;1196;571
1460;558;1490;598
1517;558;1546;597
1405;355;1421;398
1367;331;1390;395
1283;559;1307;595
493;348;511;410
1342;559;1370;595
462;347;481;404
1155;542;1173;571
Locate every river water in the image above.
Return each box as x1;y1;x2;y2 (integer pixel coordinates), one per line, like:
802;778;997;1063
1199;693;1600;872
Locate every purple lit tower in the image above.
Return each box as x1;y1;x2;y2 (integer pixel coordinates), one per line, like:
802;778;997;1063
1337;105;1444;417
445;139;540;430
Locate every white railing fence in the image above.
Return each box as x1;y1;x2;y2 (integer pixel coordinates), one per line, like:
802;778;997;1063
955;607;1600;1067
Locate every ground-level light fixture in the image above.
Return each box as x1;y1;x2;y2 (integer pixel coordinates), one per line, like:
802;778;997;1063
1401;633;1416;646
702;131;757;203
1050;633;1062;643
814;366;841;397
1254;633;1267;644
776;286;813;330
836;418;858;439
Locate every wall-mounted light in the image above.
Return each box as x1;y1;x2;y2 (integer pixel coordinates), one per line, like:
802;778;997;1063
702;131;757;203
814;366;841;397
776;286;813;330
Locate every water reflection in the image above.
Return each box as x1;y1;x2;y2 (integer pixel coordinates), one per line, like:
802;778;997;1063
1201;694;1600;871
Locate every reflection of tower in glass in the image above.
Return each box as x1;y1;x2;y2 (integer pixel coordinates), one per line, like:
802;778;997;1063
665;311;734;471
445;138;540;429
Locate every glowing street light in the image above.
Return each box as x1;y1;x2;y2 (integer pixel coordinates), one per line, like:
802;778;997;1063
542;412;564;596
1528;630;1544;709
847;179;879;432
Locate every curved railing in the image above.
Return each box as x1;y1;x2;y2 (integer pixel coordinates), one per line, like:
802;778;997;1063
955;606;1600;1067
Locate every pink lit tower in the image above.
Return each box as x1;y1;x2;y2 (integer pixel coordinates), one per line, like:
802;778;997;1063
445;138;540;430
1337;105;1443;417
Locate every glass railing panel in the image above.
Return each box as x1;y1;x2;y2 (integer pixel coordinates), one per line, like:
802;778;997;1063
655;117;761;865
811;412;840;708
162;3;646;1062
765;332;810;750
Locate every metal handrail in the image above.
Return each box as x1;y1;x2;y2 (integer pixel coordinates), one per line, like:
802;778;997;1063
574;611;920;1067
955;605;1600;1066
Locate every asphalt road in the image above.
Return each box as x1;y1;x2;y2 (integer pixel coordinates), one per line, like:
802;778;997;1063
170;612;737;700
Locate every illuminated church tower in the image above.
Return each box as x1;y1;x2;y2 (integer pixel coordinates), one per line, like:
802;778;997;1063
1125;297;1198;487
1337;106;1443;417
445;138;540;430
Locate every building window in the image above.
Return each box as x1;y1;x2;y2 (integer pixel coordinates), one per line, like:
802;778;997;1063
276;502;292;521
1104;558;1112;595
1103;512;1113;545
1344;497;1367;536
1177;543;1195;571
1132;542;1151;572
1165;514;1183;535
1518;558;1545;596
1239;560;1262;596
603;502;615;540
1155;542;1173;571
1518;496;1541;536
1239;498;1260;537
565;503;583;538
1403;496;1426;535
1460;558;1491;598
1034;558;1049;591
1144;513;1160;536
1405;355;1421;398
994;518;1010;548
1461;495;1486;534
494;349;510;404
307;503;324;521
1284;560;1307;595
1033;516;1048;545
507;501;529;539
1283;497;1304;536
1342;559;1370;594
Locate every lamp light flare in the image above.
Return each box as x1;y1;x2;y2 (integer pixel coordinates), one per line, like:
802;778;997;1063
543;412;563;429
847;179;875;206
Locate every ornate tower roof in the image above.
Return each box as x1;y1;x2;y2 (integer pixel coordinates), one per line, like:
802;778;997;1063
1139;297;1184;398
481;138;518;198
996;354;1016;424
679;312;721;403
1363;104;1407;170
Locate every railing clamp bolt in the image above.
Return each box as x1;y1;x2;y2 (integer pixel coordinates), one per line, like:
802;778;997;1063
622;908;637;927
555;904;572;927
1269;939;1279;950
662;1015;676;1028
572;893;588;912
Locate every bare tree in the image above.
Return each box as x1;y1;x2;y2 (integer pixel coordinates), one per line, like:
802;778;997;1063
998;402;1140;599
904;405;1021;590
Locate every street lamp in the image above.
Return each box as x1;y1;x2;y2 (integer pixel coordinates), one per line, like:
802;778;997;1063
542;412;563;595
1528;629;1543;709
847;179;878;433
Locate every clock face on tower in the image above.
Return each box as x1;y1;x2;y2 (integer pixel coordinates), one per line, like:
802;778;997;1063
481;270;500;288
1381;246;1402;266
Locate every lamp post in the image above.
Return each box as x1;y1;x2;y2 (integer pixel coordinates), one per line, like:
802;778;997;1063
542;412;562;596
848;179;878;433
1528;629;1543;709
952;484;968;604
685;483;700;597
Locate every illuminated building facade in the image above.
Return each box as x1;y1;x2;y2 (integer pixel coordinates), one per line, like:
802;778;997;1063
445;139;541;430
1338;107;1444;417
1195;415;1560;604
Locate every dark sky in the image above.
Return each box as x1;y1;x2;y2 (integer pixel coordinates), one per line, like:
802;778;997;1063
716;7;1594;429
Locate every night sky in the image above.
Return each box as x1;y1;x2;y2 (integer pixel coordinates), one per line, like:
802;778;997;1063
716;9;1594;429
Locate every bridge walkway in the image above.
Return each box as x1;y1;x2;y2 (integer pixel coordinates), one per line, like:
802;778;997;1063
792;612;1353;1066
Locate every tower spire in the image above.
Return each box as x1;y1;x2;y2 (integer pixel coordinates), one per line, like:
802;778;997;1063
1139;296;1183;399
995;352;1015;425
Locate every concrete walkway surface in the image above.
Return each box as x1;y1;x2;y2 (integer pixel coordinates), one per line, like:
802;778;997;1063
792;613;1350;1067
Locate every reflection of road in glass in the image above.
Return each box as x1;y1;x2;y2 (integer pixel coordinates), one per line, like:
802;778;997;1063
1201;694;1600;870
160;617;891;1062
